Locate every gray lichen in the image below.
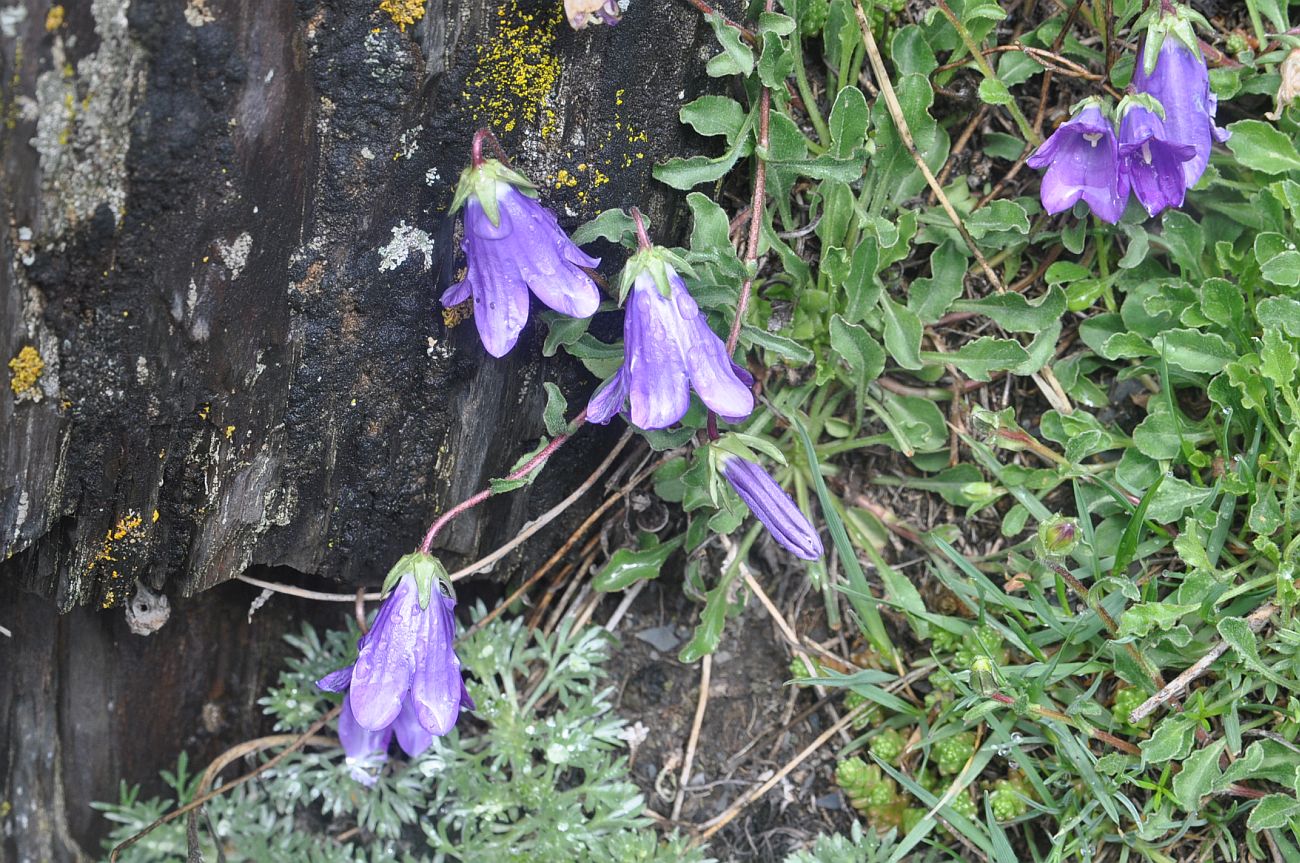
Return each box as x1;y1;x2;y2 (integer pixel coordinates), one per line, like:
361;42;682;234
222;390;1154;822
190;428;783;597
28;0;144;239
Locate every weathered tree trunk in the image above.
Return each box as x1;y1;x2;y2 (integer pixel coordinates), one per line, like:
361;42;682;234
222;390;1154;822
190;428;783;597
0;0;714;857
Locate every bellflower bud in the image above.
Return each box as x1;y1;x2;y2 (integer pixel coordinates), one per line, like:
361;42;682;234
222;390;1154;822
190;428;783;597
718;453;823;560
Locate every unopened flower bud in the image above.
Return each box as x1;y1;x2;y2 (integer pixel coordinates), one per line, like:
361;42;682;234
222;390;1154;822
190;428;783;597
1038;516;1080;557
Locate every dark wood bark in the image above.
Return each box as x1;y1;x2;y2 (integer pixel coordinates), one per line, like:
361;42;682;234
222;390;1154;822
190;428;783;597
0;0;716;857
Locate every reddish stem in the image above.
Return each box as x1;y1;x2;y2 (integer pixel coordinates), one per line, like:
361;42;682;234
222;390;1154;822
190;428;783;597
724;70;771;357
419;411;589;553
630;206;652;251
471;128;488;167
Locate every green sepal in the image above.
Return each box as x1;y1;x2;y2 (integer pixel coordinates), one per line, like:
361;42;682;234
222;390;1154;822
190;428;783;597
450;158;538;228
615;245;699;304
1117;92;1167;121
382;551;451;610
1067;95;1111;120
713;432;786;466
1136;1;1205;76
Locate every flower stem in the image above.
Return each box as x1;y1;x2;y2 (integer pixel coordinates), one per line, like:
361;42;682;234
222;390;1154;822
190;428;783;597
418;411;589;553
630;206;652;251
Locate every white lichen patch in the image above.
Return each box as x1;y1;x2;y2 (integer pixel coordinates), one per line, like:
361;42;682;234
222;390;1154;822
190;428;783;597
378;220;433;272
217;231;253;278
425;166;441;186
183;0;214;27
29;0;143;238
396;125;422;160
0;4;26;37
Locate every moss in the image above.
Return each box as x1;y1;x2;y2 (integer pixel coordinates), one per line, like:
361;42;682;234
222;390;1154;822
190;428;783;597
378;0;425;30
9;346;44;396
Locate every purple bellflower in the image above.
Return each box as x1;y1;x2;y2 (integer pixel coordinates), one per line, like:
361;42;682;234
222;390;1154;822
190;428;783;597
445;139;601;358
1117;99;1196;216
318;553;472;783
719;453;823;560
1132;27;1229;189
565;0;621;29
587;238;753;430
1026;103;1129;224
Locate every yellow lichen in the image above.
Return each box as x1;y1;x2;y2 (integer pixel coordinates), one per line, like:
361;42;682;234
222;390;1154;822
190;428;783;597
379;0;425;30
9;346;44;395
45;5;64;31
224;425;235;440
88;512;147;586
464;0;562;134
443;299;472;328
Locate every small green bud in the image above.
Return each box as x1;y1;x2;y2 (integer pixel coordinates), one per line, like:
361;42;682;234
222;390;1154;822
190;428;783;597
970;655;1000;697
1111;685;1149;729
1037;516;1080;557
1225;32;1248;55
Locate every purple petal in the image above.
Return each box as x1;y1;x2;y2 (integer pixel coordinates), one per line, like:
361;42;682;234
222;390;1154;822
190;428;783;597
673;283;753;421
350;577;420;730
722;456;824;560
1031;106;1127;223
338;693;393;786
587;367;629;424
461;198;532;357
624;272;691;429
393;695;435;758
410;595;464;736
442;278;472;308
497;188;601;319
1133;37;1216;187
317;664;355;693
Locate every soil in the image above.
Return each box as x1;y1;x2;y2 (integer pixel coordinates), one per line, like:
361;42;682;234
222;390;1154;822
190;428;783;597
602;566;861;862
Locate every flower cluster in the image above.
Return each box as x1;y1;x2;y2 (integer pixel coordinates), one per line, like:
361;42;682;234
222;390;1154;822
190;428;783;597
317;553;472;785
443;134;823;564
1028;3;1228;222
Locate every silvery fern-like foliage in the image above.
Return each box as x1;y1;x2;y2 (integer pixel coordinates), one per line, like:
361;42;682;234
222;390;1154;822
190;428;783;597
95;608;709;863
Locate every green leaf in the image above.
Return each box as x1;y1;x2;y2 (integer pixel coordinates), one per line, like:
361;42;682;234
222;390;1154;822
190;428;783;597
679;95;746;143
757;31;795;89
909;240;967;322
686;192;733;255
977;78;1012;106
1257;297;1300;338
1132;412;1182;461
880;295;923;370
1248;794;1300;831
1111;472;1163;577
742;325;815;364
705;13;755;77
949;286;1065;332
1226;120;1300;174
1151;328;1237;374
489;437;551;493
843;236;882;323
592;535;685;592
1261;327;1299;388
964;200;1030;239
828;86;869;158
541;383;568;436
768;153;866;182
1219;616;1291;689
1173;740;1225;812
829;314;885;398
1140;715;1195;765
570;208;639;246
1119;601;1198;637
1146;475;1214;523
921;337;1028;381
